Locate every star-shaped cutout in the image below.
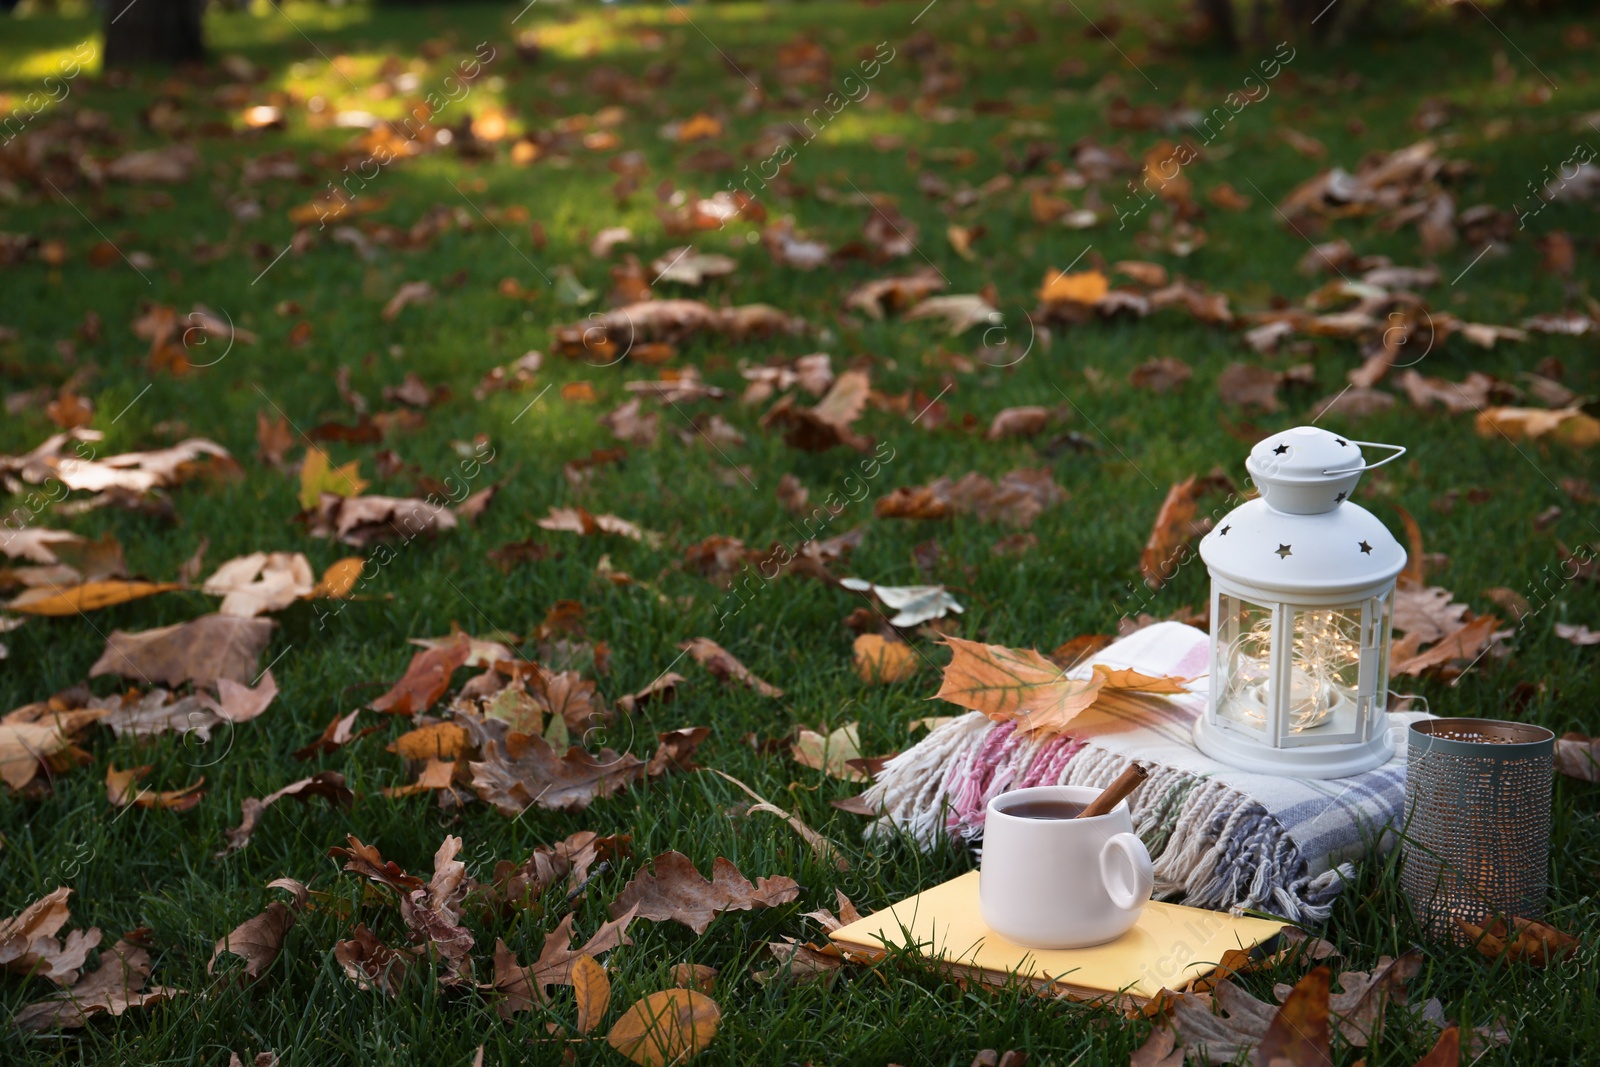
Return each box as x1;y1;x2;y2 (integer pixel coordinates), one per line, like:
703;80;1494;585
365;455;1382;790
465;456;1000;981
1272;443;1289;455
1359;540;1372;555
1219;524;1231;536
1335;491;1347;503
1275;544;1292;559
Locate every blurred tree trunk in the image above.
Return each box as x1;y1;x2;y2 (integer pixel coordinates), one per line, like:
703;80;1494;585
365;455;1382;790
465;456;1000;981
104;0;205;68
1195;0;1376;48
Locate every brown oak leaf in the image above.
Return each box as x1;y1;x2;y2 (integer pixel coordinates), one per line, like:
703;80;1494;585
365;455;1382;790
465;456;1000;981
608;851;800;935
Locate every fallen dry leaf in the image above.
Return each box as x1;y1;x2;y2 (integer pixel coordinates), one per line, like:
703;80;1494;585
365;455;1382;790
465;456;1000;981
7;579;184;617
371;635;471;715
1142;471;1234;590
217;772;353;856
1391;614;1502;677
671;963;717;991
390;722;467;761
311;557;364;599
107;143;198;182
1257;966;1332;1066
210;884;306;981
839;578;962;627
1049;633;1116;669
1141;476;1201;589
760;370;873;453
8;434;236;496
905;294;1002;335
303;493;458;547
876;469;1066;528
1556;732;1599;782
792;722;867;782
1554;623;1600;646
1129;357;1192;393
106;764;205;812
478;831;630;914
298;450;368;511
1115;260;1169;288
571;954;611;1034
1217;362;1295;412
609;852;799;935
935;636;1187;738
1129;1025;1184;1067
0;527;82;565
293;709;377;761
756;937;847;986
615;672;686;714
651;247;736;286
600;398;661;447
0;888;101;987
985;406;1052;440
329;836;474;985
1038;268;1110;306
1414;1026;1460;1067
382;280;435;321
537;505;662;546
202;552;315;618
90;614;273;687
1310;386;1394;422
1455;915;1578;966
607;988;721;1067
853;633;919;683
13;936;182;1032
490;909;637;1018
1;721;72;791
1170;981;1278;1063
677;637;782;697
470;735;646;814
332;925;411;997
1270;951;1423;1047
1476;406;1600;448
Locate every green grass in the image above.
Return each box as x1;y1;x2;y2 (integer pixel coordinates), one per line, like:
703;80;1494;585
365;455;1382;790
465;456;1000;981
2;0;1598;1064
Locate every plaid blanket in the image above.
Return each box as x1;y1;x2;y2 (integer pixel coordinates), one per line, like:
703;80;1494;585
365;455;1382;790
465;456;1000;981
863;622;1428;923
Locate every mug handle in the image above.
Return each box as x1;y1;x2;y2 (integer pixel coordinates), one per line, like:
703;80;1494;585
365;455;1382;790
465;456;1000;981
1099;832;1154;912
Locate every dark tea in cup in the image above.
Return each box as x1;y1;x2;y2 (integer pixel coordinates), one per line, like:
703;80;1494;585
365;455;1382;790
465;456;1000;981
997;799;1086;820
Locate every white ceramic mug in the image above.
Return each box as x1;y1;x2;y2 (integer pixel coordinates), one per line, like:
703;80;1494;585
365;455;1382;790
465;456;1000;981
978;784;1155;949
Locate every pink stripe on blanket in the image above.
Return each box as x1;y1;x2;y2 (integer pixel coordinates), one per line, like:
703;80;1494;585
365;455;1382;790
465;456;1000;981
1173;637;1210;680
1018;734;1085;789
941;722;1085;832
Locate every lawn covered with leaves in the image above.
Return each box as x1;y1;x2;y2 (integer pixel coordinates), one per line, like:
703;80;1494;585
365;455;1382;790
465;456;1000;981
2;0;1599;1063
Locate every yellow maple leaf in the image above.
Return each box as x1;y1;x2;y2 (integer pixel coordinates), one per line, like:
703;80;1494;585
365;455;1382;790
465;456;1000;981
1037;269;1109;306
853;633;919;684
1091;665;1191;694
935;636;1188;738
310;557;364;598
299;449;368;510
676;112;723;143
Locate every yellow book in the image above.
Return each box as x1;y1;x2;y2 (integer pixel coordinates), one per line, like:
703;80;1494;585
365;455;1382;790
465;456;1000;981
828;871;1285;1008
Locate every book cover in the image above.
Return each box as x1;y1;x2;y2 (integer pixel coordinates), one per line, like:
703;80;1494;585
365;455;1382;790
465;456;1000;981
829;871;1285;1007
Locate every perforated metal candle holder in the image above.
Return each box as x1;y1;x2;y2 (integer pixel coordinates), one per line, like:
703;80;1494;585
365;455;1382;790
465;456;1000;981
1401;718;1554;941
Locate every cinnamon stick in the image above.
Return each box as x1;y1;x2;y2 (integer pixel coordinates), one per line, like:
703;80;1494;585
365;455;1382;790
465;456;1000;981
1077;763;1148;818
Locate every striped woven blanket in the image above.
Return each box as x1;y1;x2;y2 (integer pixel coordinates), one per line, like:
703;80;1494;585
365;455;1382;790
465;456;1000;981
863;622;1429;923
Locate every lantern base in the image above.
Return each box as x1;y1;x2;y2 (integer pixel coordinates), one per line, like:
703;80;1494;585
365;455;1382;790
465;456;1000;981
1191;715;1395;780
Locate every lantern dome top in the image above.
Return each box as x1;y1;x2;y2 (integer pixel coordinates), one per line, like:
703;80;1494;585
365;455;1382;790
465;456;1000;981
1201;426;1407;597
1244;425;1405;515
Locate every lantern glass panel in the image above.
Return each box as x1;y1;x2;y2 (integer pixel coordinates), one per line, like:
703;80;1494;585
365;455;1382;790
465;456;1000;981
1372;590;1391;707
1283;605;1364;733
1216;593;1274;739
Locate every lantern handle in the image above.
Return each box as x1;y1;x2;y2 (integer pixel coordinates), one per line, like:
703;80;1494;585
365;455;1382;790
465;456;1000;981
1322;439;1405;476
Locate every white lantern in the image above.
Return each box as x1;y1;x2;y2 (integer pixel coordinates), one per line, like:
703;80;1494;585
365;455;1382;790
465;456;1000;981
1194;426;1407;779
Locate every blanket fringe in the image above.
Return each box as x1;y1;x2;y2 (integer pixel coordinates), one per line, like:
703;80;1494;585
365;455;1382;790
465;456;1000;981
863;712;1350;924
